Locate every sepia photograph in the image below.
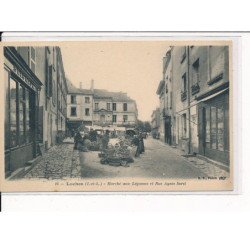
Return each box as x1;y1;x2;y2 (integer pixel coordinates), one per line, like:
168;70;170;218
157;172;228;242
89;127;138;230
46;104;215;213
0;39;233;192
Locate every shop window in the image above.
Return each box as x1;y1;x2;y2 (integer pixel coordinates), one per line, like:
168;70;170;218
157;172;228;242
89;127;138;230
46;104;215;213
217;108;224;151
123;103;128;111
112;103;116;111
211;107;217;149
8;79;34;148
19;85;26;145
71;107;77;117
5;69;10;150
85;97;90;103
10;79;17;147
112;115;117;123
85;108;90;116
205;108;211;144
26;89;32;143
206;105;225;151
107;103;111;111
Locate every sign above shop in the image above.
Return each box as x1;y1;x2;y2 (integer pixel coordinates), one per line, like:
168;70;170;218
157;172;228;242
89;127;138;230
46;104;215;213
13;66;36;91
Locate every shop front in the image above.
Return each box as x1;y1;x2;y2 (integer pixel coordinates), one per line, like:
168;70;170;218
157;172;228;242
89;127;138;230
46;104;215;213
4;47;42;177
198;89;229;165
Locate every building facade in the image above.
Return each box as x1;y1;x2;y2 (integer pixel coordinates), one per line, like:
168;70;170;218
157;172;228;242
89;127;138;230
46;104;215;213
67;80;93;131
67;83;138;130
38;46;67;149
156;45;230;165
4;47;43;176
4;46;68;176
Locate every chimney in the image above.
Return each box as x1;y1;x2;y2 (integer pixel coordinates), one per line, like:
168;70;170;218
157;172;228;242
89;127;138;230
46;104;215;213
90;79;94;92
79;82;83;89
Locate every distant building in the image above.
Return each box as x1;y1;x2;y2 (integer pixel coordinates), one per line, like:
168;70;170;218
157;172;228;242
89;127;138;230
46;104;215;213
151;108;160;138
156;45;229;165
66;81;138;130
67;80;93;131
93;89;138;127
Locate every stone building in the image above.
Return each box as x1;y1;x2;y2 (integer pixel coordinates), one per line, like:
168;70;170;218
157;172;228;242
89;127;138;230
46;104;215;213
38;46;67;149
66;82;138;130
157;45;230;165
67;80;93;131
156;49;175;144
93;89;138;127
4;46;67;176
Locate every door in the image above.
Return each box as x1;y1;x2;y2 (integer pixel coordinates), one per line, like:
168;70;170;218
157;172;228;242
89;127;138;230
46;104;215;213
100;115;105;123
164;116;172;145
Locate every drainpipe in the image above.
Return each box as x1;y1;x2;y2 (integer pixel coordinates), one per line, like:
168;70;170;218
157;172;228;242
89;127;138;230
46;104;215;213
187;46;191;154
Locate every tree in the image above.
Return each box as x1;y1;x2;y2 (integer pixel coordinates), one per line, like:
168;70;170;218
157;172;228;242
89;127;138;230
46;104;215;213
144;122;152;133
135;120;152;132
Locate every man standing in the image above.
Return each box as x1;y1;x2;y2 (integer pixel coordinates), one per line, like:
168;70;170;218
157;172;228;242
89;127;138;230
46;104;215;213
102;130;110;151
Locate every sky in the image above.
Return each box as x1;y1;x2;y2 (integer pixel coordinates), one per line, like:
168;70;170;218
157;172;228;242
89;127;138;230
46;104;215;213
60;41;170;121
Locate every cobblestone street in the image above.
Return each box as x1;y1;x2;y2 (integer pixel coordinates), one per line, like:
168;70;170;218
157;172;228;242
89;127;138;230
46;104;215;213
24;137;229;180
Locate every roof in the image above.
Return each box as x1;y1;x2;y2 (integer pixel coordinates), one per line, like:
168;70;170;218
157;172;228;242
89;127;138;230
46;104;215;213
66;78;92;95
93;89;134;102
66;79;135;102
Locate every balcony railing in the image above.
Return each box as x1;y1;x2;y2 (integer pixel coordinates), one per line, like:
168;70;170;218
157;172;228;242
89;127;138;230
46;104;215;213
181;91;187;101
191;82;200;95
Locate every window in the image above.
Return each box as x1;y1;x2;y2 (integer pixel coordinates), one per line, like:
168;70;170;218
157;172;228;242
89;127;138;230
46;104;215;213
48;65;53;97
7;78;33;148
192;59;200;85
205;105;225;151
112;103;116;111
123;103;128;111
5;69;10;149
181;113;187;138
95;103;99;110
181;47;187;63
85;97;90;103
19;85;26;145
85;108;90;116
71;107;77;116
29;47;36;73
10;79;17;147
123;115;128;122
182;73;187;92
71;95;76;104
112;115;117;123
107;103;111;111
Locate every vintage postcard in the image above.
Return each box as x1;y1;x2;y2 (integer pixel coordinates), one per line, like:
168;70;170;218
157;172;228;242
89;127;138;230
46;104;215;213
0;37;235;192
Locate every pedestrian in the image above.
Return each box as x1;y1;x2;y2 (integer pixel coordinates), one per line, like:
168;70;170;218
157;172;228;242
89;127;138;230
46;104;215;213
89;128;97;142
132;134;140;157
138;132;145;154
101;130;110;152
74;130;82;150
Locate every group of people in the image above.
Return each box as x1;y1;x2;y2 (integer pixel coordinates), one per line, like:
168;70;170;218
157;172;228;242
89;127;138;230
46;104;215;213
72;127;145;158
73;128;110;152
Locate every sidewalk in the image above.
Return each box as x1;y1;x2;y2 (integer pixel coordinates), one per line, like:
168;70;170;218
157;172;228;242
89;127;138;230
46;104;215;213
156;139;230;178
24;143;76;179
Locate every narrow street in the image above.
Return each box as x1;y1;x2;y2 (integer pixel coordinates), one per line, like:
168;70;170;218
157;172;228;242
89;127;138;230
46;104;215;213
24;137;229;180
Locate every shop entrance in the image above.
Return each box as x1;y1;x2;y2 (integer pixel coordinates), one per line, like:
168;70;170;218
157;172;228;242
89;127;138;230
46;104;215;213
198;92;229;165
